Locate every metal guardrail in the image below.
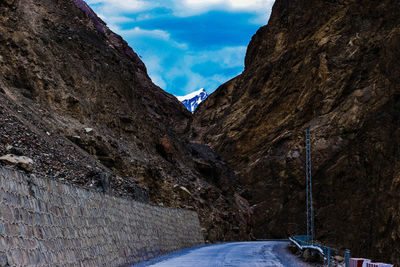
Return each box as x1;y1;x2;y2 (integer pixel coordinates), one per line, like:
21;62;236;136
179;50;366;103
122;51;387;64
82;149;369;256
289;235;331;266
291;238;394;267
256;241;290;242
289;235;323;253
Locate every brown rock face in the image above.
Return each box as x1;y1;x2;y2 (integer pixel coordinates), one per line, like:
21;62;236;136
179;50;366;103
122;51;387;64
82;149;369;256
192;0;400;263
0;0;252;241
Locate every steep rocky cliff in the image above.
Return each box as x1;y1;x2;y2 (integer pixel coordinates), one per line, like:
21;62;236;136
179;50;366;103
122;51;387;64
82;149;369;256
192;0;400;263
0;0;252;242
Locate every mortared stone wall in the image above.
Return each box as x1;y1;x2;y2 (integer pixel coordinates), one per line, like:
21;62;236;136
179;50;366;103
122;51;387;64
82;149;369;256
0;166;204;266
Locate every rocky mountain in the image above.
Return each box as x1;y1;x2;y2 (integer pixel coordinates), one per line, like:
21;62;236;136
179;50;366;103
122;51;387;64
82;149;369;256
177;88;209;112
191;0;400;264
0;0;252;242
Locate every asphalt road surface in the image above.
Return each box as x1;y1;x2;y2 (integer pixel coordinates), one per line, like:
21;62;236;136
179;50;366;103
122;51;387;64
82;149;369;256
134;241;313;267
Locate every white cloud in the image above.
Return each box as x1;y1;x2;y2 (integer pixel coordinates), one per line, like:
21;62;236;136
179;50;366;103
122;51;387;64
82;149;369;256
196;46;247;67
143;55;167;88
86;0;157;13
97;14;134;24
171;0;274;24
126;41;245;94
86;0;274;19
149;45;246;94
178;0;272;14
150;73;167;89
116;26;171;40
83;0;273;95
114;26;189;50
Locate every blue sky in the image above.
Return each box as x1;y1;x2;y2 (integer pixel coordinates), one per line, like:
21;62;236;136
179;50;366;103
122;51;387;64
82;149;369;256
86;0;275;96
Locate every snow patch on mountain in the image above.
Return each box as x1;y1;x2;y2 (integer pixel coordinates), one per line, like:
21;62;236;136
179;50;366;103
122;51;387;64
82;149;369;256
177;88;208;112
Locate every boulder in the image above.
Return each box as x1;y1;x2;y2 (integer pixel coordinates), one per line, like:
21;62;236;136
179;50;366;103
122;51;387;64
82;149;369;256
84;128;93;134
303;249;312;262
0;154;33;171
334;255;344;262
174;185;192;199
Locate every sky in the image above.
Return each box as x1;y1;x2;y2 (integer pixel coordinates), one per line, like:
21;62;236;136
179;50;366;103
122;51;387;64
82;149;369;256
86;0;275;97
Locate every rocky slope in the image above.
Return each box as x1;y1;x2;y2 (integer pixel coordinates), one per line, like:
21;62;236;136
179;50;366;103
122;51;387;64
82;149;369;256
192;0;400;264
0;0;252;242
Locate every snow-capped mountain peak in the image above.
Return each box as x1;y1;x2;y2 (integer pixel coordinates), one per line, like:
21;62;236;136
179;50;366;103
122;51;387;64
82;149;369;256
176;88;208;112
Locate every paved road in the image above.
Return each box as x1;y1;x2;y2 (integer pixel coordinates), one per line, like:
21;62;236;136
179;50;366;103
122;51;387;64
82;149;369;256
134;241;313;267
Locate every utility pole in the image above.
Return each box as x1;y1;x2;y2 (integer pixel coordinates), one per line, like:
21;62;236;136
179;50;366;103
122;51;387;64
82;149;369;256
306;128;314;243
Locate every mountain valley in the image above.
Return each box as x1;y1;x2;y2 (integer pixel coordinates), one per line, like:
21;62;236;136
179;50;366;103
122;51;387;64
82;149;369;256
0;0;252;243
0;0;399;265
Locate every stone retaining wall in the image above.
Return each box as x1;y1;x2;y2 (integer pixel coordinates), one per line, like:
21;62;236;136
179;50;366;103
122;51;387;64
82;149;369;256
0;166;204;266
